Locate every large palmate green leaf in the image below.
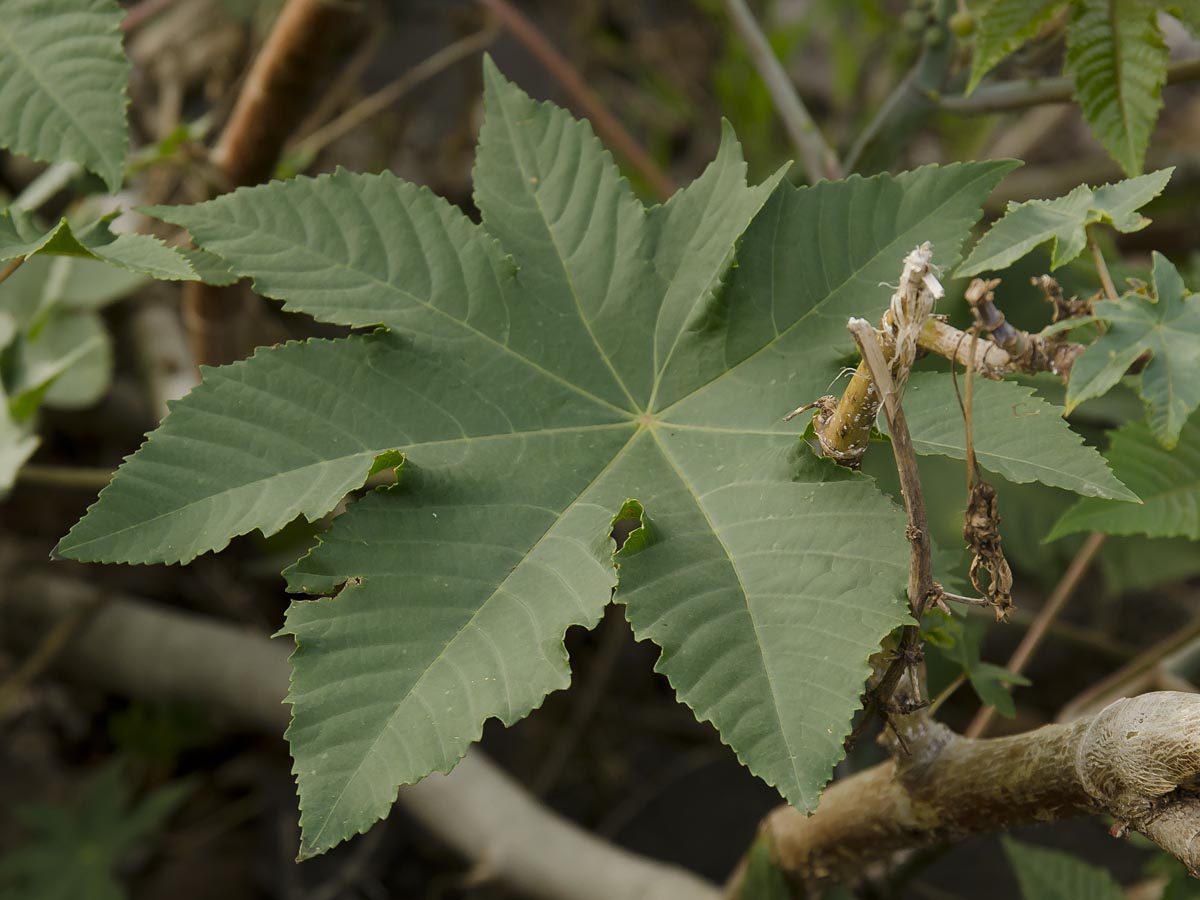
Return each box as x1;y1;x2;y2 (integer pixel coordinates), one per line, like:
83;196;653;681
1067;253;1200;448
1049;416;1199;540
0;209;196;281
58;60;1016;856
895;372;1135;500
1002;838;1124;900
0;0;130;191
1064;0;1168;177
967;0;1065;93
958;169;1171;275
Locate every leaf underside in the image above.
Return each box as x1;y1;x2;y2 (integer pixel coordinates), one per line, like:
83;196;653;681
1064;0;1167;177
898;372;1136;500
60;60;1020;856
0;0;129;190
957;168;1171;276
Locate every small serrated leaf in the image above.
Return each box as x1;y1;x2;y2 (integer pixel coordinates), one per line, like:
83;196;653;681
0;209;196;280
1067;253;1200;447
957;168;1172;275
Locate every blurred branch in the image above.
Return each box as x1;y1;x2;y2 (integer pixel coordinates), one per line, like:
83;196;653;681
844;9;952;174
1;574;718;900
184;0;355;367
476;0;675;201
1059;617;1200;722
293;27;499;163
12;161;82;210
722;0;839;182
121;0;180;33
0;256;25;285
940;56;1200;115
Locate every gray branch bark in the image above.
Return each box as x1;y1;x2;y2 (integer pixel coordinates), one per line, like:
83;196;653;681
1;573;717;900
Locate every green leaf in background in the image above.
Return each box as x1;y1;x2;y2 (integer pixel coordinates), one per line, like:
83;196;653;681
958;168;1172;275
738;834;791;900
0;0;130;191
1064;0;1168;177
1002;837;1125;900
59;59;1014;857
0;249;149;493
925;610;1030;717
1101;535;1200;592
180;246;239;286
0;382;37;495
897;372;1136;500
1049;416;1199;540
1146;852;1200;900
967;0;1065;93
1067;253;1200;448
8;310;112;412
0;764;190;900
0;209;196;281
0;253;147;333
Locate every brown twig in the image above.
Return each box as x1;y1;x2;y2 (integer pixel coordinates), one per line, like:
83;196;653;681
952;307;1015;622
964;277;1084;378
848;317;934;712
722;0;840;182
294;27;499;163
0;256;26;286
476;0;675;201
965;532;1108;738
183;0;355;367
120;0;179;32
